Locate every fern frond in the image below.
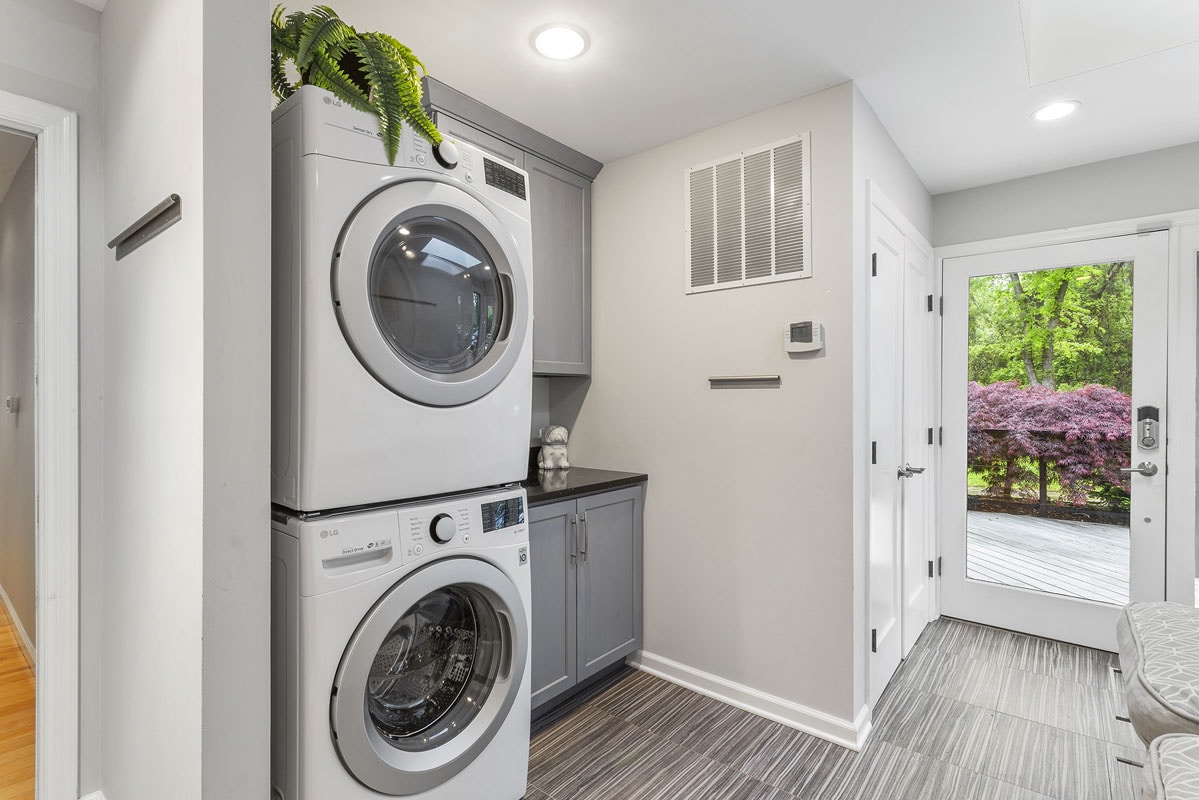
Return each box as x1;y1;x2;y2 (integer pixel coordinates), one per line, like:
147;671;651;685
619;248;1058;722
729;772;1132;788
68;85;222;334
372;32;441;146
305;51;372;113
349;34;405;164
295;6;356;72
270;49;294;102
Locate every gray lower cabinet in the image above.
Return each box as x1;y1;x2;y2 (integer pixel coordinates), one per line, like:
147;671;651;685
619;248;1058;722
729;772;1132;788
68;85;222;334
528;484;644;710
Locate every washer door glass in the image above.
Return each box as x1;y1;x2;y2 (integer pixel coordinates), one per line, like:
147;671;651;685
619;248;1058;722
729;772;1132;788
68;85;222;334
331;557;529;796
334;180;530;408
366;585;502;751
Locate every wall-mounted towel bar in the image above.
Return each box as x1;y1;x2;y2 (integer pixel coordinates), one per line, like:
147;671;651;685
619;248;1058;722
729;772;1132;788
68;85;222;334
107;194;182;261
708;375;781;387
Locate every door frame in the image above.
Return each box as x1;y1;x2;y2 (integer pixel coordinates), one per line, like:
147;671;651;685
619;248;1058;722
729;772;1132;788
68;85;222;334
935;211;1199;613
0;89;80;800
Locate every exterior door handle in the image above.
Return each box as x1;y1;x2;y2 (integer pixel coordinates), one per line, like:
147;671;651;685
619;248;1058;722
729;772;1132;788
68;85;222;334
1120;461;1158;477
897;464;926;479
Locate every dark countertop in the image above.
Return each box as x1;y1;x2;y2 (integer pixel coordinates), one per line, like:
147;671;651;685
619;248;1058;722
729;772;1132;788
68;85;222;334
522;467;648;505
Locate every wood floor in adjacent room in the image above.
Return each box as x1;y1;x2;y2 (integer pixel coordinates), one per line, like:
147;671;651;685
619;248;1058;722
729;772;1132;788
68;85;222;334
0;603;34;800
526;617;1143;800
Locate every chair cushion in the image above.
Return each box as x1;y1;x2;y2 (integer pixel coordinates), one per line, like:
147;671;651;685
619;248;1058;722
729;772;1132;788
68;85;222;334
1118;602;1199;746
1142;733;1199;800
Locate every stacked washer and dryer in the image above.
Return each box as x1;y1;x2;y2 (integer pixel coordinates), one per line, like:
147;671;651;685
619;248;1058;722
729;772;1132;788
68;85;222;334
270;86;536;800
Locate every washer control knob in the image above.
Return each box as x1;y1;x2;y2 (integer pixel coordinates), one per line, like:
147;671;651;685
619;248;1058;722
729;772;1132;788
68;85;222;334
429;513;456;544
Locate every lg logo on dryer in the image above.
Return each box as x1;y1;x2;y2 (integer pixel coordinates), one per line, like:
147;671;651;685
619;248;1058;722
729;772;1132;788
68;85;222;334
319;528;340;539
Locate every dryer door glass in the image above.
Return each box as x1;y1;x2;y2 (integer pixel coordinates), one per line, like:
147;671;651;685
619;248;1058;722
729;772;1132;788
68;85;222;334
369;217;504;375
366;585;503;752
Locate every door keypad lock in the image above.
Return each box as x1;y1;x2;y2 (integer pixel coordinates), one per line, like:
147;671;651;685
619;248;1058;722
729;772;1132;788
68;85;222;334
1138;406;1160;450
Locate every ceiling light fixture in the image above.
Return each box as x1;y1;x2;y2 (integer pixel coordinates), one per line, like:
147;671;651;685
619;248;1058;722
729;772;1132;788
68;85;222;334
532;24;589;60
1034;101;1080;122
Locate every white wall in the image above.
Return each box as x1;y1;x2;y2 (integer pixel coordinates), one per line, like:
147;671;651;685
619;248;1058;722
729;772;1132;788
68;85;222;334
0;145;36;653
932;142;1199;246
567;82;860;727
849;88;933;715
0;0;105;790
101;0;270;798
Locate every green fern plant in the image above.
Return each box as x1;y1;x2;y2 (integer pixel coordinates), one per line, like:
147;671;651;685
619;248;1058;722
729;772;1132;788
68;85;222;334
271;5;442;164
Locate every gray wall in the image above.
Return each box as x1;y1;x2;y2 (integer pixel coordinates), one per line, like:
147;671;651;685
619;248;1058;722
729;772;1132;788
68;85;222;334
567;82;860;724
101;0;270;797
0;0;105;790
0;144;35;653
933;142;1199;246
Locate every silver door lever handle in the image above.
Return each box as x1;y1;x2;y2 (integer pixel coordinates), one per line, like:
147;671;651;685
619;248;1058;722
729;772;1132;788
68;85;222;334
1120;461;1158;477
897;464;927;479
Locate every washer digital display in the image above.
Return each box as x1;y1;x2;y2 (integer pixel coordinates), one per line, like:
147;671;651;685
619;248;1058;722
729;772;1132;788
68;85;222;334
480;497;525;532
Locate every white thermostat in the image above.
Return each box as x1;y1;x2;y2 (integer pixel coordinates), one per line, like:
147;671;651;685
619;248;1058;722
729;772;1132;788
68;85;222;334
784;321;824;353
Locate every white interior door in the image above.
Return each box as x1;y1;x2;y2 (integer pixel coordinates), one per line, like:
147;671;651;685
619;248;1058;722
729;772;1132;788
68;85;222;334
940;231;1168;651
868;203;937;706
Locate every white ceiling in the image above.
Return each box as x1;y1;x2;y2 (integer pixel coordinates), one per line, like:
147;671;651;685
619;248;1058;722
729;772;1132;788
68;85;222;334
0;129;34;207
332;0;1199;194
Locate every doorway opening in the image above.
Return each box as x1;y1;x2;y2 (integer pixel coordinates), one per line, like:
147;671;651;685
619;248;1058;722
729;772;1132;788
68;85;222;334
0;123;37;797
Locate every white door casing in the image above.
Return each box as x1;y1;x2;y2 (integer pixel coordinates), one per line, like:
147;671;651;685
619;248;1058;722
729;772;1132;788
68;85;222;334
0;88;80;800
939;231;1169;651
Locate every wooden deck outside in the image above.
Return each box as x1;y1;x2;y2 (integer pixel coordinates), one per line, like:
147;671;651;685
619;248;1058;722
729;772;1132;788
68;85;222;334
966;510;1130;605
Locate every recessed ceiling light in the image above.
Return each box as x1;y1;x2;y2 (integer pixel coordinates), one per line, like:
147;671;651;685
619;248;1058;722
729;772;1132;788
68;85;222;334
532;25;589;60
1034;101;1080;122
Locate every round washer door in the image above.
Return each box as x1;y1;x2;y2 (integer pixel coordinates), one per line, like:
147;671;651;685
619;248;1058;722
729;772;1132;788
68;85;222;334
330;557;529;796
334;180;530;407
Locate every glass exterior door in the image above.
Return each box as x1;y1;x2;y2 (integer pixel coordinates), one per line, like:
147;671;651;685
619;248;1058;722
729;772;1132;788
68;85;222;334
940;231;1168;650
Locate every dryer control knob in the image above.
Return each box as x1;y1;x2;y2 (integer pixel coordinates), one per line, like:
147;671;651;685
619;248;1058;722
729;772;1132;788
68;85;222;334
429;513;457;544
433;139;460;169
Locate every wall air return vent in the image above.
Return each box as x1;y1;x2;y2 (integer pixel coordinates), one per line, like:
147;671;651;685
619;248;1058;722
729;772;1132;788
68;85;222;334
686;133;811;294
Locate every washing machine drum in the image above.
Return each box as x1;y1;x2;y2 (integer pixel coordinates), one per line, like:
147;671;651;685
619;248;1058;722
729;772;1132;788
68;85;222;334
330;558;529;795
333;180;530;407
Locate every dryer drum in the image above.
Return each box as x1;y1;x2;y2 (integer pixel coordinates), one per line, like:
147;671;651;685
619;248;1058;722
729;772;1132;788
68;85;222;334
364;586;503;751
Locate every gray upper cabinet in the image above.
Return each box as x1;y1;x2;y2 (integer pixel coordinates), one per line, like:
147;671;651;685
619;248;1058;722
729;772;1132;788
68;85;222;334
526;155;591;375
423;77;600;376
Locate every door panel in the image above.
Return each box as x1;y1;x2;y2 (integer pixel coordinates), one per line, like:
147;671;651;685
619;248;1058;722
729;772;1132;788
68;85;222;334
576;487;643;681
868;214;905;706
528;500;577;708
940;231;1168;650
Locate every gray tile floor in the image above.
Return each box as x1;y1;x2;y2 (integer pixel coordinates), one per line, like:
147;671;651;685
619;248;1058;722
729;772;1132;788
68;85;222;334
526;617;1144;800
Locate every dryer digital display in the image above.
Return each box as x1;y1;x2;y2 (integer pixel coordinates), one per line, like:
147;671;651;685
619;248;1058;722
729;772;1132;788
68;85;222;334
481;497;525;532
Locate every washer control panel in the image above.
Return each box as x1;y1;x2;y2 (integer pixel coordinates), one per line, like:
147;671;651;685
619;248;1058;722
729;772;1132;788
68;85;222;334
397;486;528;563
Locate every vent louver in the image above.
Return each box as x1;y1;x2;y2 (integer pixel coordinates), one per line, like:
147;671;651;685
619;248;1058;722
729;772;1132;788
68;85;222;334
686;133;811;293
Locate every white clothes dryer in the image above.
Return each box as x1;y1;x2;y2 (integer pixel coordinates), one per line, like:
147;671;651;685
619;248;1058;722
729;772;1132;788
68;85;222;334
271;86;534;512
271;486;532;800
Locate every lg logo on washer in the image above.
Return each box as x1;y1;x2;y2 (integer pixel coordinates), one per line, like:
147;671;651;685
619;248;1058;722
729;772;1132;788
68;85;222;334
319;528;339;539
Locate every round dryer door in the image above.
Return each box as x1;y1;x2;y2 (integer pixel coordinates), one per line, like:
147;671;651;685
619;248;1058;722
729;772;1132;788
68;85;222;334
333;180;530;407
330;557;529;796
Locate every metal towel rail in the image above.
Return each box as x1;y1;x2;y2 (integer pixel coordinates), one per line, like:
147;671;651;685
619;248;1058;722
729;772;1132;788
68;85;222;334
107;194;182;261
708;375;781;387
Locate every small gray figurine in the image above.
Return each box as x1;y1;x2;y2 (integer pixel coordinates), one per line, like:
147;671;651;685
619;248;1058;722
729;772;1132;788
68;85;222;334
537;425;570;470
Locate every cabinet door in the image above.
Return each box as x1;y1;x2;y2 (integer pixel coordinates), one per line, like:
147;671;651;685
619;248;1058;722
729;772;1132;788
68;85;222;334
436;113;525;169
526;154;591;376
576;486;643;681
528;499;578;708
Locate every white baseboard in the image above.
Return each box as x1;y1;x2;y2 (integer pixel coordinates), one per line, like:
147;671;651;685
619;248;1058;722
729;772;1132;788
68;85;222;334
627;650;871;751
80;792;106;800
0;580;35;670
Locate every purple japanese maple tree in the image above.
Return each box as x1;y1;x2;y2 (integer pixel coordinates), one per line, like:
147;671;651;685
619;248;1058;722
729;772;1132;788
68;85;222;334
967;381;1131;508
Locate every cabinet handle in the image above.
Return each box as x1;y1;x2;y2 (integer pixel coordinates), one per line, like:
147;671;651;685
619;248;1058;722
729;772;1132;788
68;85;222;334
570;514;578;563
580;512;589;562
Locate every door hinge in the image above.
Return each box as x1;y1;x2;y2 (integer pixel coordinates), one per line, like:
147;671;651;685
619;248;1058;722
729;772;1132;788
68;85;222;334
926;294;933;312
938;426;943;446
937;556;943;576
928;560;934;578
871;441;877;464
927;427;933;445
871;628;878;653
871;252;877;277
939;296;944;316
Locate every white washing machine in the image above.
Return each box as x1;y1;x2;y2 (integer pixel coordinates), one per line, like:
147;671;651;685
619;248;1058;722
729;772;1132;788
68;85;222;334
271;485;532;800
272;86;534;512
